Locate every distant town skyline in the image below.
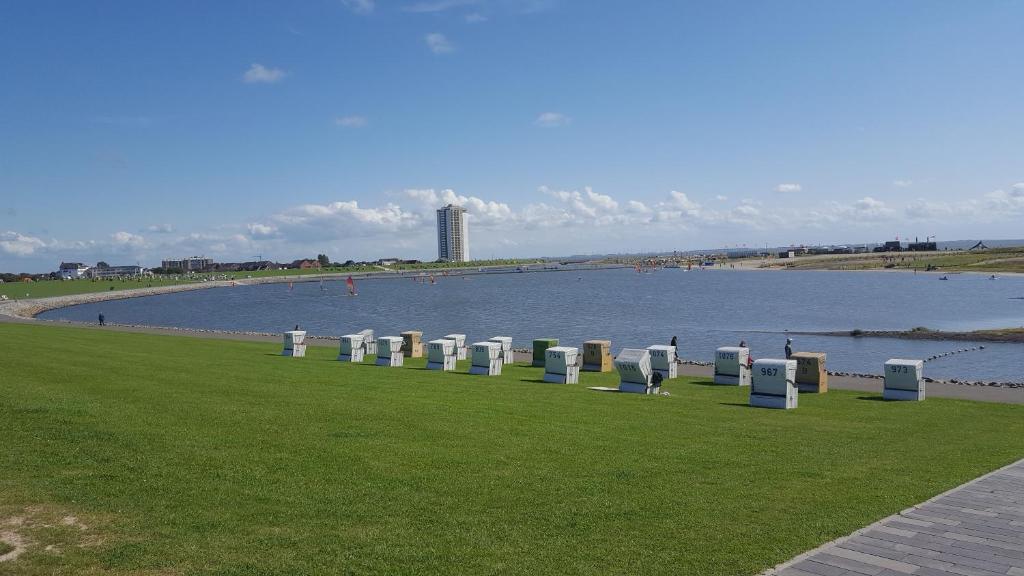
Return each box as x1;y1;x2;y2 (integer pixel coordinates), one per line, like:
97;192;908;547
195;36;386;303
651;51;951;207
2;1;1023;272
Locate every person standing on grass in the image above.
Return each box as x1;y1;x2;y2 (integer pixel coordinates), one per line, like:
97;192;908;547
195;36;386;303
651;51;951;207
739;339;753;368
785;338;793;359
98;312;105;326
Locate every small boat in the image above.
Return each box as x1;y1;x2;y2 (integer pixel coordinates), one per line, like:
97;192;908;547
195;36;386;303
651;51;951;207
939;276;949;281
990;275;999;280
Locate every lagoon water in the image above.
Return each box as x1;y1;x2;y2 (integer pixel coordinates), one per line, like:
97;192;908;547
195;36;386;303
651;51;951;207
42;268;1024;382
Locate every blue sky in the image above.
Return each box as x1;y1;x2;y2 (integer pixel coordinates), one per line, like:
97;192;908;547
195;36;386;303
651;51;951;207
2;0;1023;271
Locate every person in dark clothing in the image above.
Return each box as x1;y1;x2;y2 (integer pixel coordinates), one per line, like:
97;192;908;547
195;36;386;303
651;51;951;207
670;335;679;363
785;338;793;359
739;340;753;368
651;370;664;391
98;312;105;326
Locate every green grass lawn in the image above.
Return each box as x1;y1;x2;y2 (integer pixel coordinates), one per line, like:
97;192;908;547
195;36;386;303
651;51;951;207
0;260;540;300
2;323;1022;575
0;278;201;300
776;247;1024;273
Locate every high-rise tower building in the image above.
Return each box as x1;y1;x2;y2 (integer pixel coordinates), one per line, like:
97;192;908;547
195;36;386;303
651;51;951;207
436;204;469;262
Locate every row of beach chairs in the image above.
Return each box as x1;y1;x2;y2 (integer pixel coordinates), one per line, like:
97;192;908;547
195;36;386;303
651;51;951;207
281;330;925;408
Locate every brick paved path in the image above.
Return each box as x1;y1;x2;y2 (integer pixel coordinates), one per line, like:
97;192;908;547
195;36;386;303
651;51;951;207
764;458;1024;576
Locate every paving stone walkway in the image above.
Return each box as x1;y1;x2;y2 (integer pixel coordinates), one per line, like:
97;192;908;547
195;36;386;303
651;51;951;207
763;458;1024;576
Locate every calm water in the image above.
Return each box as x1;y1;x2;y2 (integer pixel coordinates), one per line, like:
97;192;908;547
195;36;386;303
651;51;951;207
42;268;1024;382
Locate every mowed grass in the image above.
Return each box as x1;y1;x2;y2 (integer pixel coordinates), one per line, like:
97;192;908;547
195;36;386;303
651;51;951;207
777;247;1024;273
2;324;1023;575
0;278;195;300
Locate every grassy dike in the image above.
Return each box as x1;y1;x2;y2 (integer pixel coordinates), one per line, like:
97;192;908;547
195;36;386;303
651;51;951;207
0;259;540;300
2;323;1023;575
0;277;199;300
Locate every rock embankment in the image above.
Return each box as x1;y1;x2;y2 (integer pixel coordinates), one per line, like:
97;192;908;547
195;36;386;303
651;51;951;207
0;281;234;319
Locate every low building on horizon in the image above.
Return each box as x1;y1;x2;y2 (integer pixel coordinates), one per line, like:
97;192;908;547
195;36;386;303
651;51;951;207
87;264;147;279
58;262;90;279
289;259;321;270
161;256;213;272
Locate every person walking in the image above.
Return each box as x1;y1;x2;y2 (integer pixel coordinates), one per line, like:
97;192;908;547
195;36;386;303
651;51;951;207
98;312;105;326
785;338;793;359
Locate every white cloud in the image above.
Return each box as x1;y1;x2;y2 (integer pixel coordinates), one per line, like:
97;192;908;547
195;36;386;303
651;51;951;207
904;198;958;220
403;189;515;226
851;196;892;218
662;190;699;211
242;63;286;84
774;183;802;193
13;181;1024;270
985;182;1024;212
734;204;760;217
535;112;570;128
465;13;487;22
262;201;425;244
111;231;145;248
341;0;375;14
892;179;914;188
809;196;894;225
425;33;454;54
0;231;47;256
247;223;279;238
334;115;368;128
715;195;728;201
145;224;175;233
168;232;253;257
626;200;651;214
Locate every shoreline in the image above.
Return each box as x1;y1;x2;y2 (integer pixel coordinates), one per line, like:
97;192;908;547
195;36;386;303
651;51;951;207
788;328;1024;344
4;318;1022;399
0;264;629;320
7;317;1024;392
3;267;1022;391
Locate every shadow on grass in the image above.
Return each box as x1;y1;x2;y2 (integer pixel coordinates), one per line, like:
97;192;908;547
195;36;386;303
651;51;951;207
444;371;494;378
719;402;756;408
521;378;551;384
857;396;887;402
692;380;727;387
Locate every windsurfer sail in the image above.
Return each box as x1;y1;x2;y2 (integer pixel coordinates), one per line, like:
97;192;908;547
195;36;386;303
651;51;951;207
346;276;357;296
